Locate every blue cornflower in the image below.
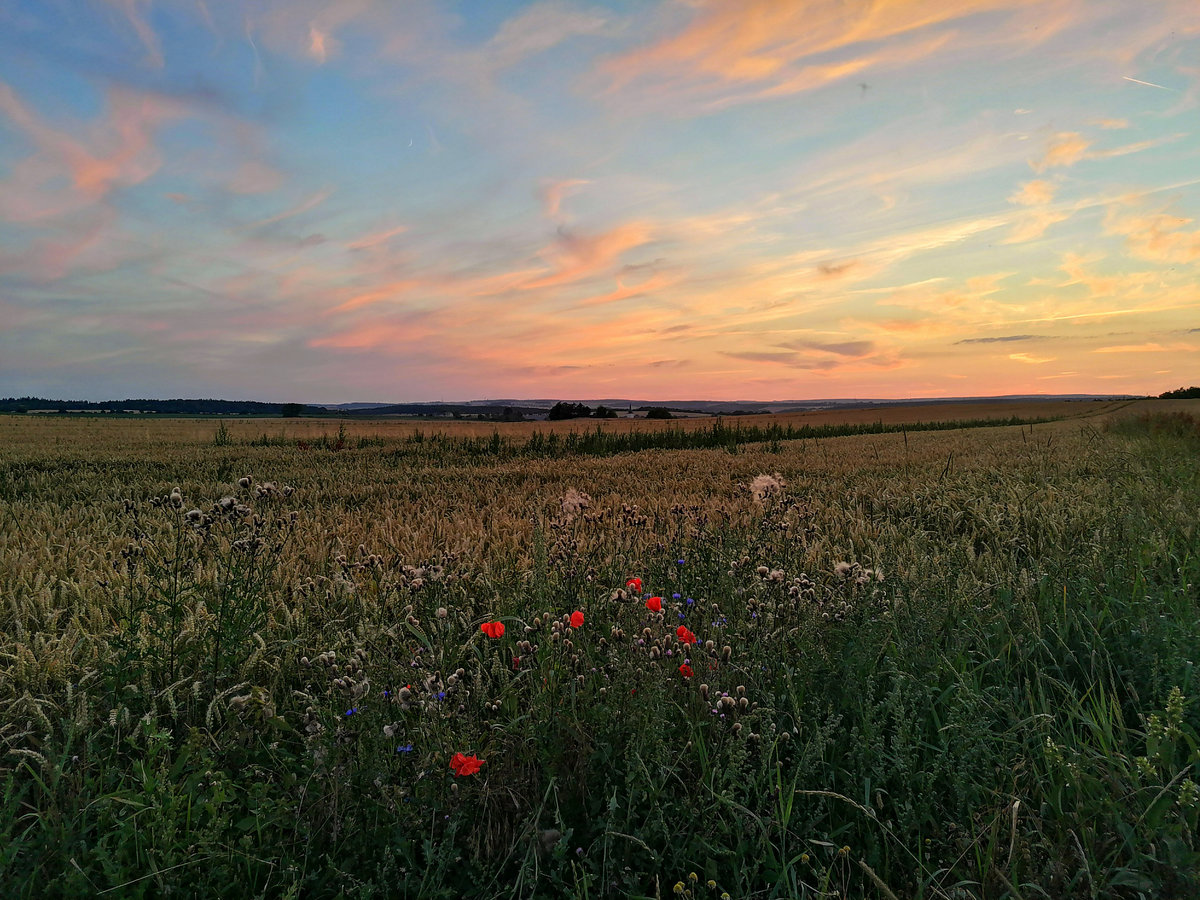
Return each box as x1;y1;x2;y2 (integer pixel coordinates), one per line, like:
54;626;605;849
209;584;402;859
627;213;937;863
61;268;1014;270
686;597;695;606
345;707;359;716
678;611;686;620
672;593;681;599
676;559;685;565
434;691;446;701
396;743;414;754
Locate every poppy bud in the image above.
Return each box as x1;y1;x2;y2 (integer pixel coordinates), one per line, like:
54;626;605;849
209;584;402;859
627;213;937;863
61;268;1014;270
722;645;732;662
736;685;746;696
699;684;710;701
738;697;749;711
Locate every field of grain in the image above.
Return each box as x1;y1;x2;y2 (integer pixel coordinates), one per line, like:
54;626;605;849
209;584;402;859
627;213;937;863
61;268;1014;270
1;400;1197;898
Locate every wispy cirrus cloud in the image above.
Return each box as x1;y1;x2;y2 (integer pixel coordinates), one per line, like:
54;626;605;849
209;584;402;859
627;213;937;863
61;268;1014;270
106;0;165;68
594;0;1079;113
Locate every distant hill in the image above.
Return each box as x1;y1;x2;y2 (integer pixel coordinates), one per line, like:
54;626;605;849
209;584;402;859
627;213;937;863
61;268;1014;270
2;392;1149;418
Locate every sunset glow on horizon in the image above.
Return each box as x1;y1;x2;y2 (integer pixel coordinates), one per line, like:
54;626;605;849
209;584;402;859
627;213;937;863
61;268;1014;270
1;0;1198;403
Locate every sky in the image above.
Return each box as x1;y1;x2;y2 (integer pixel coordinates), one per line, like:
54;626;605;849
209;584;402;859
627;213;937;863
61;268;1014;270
1;1;1198;403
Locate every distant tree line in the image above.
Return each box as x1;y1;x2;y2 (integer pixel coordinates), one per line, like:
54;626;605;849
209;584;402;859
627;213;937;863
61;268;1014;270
547;402;620;420
1159;386;1200;399
0;397;305;415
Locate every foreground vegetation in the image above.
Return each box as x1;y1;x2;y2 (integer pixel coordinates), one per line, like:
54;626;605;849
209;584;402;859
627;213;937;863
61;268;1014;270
1;401;1197;898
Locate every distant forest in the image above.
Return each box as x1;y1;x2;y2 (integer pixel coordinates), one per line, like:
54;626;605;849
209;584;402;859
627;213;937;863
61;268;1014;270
1159;386;1200;399
0;397;296;415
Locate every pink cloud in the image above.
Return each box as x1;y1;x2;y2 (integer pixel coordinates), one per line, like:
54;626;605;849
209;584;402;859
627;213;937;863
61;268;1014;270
539;178;590;220
0;82;182;217
522;221;653;290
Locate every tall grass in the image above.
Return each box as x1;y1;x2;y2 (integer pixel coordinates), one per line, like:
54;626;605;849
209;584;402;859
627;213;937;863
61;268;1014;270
0;403;1197;897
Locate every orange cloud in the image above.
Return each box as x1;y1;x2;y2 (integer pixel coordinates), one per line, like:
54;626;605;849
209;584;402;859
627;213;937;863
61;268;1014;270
1009;180;1055;206
1103;204;1200;264
308;23;331;62
573;272;675;308
345;224;408;251
522;221;653;290
328;280;424;314
1031;132;1090;172
597;0;1057;110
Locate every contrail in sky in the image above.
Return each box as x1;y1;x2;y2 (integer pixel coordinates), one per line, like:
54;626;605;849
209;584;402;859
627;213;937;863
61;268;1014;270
1122;75;1177;91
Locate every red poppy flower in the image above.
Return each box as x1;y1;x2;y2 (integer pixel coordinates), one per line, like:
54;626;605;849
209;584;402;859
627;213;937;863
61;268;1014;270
450;752;483;777
645;596;662;613
626;577;642;592
570;610;584;628
676;625;697;645
679;664;694;678
480;621;505;639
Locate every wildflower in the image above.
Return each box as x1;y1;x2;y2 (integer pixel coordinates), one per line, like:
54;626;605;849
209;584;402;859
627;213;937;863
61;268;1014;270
450;752;483;777
677;559;686;565
570;610;584;628
345;707;358;716
626;577;642;592
646;596;663;613
749;472;784;503
480;621;505;639
561;488;591;517
396;743;414;753
679;664;694;678
676;625;697;645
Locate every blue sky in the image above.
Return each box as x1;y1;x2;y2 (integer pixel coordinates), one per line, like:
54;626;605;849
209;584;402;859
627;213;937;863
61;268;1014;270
1;0;1198;401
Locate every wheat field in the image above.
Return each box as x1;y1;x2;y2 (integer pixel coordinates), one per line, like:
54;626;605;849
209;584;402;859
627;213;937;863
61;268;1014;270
1;399;1197;898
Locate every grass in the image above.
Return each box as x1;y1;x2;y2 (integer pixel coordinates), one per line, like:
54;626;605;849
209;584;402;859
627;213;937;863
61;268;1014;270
0;399;1197;897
